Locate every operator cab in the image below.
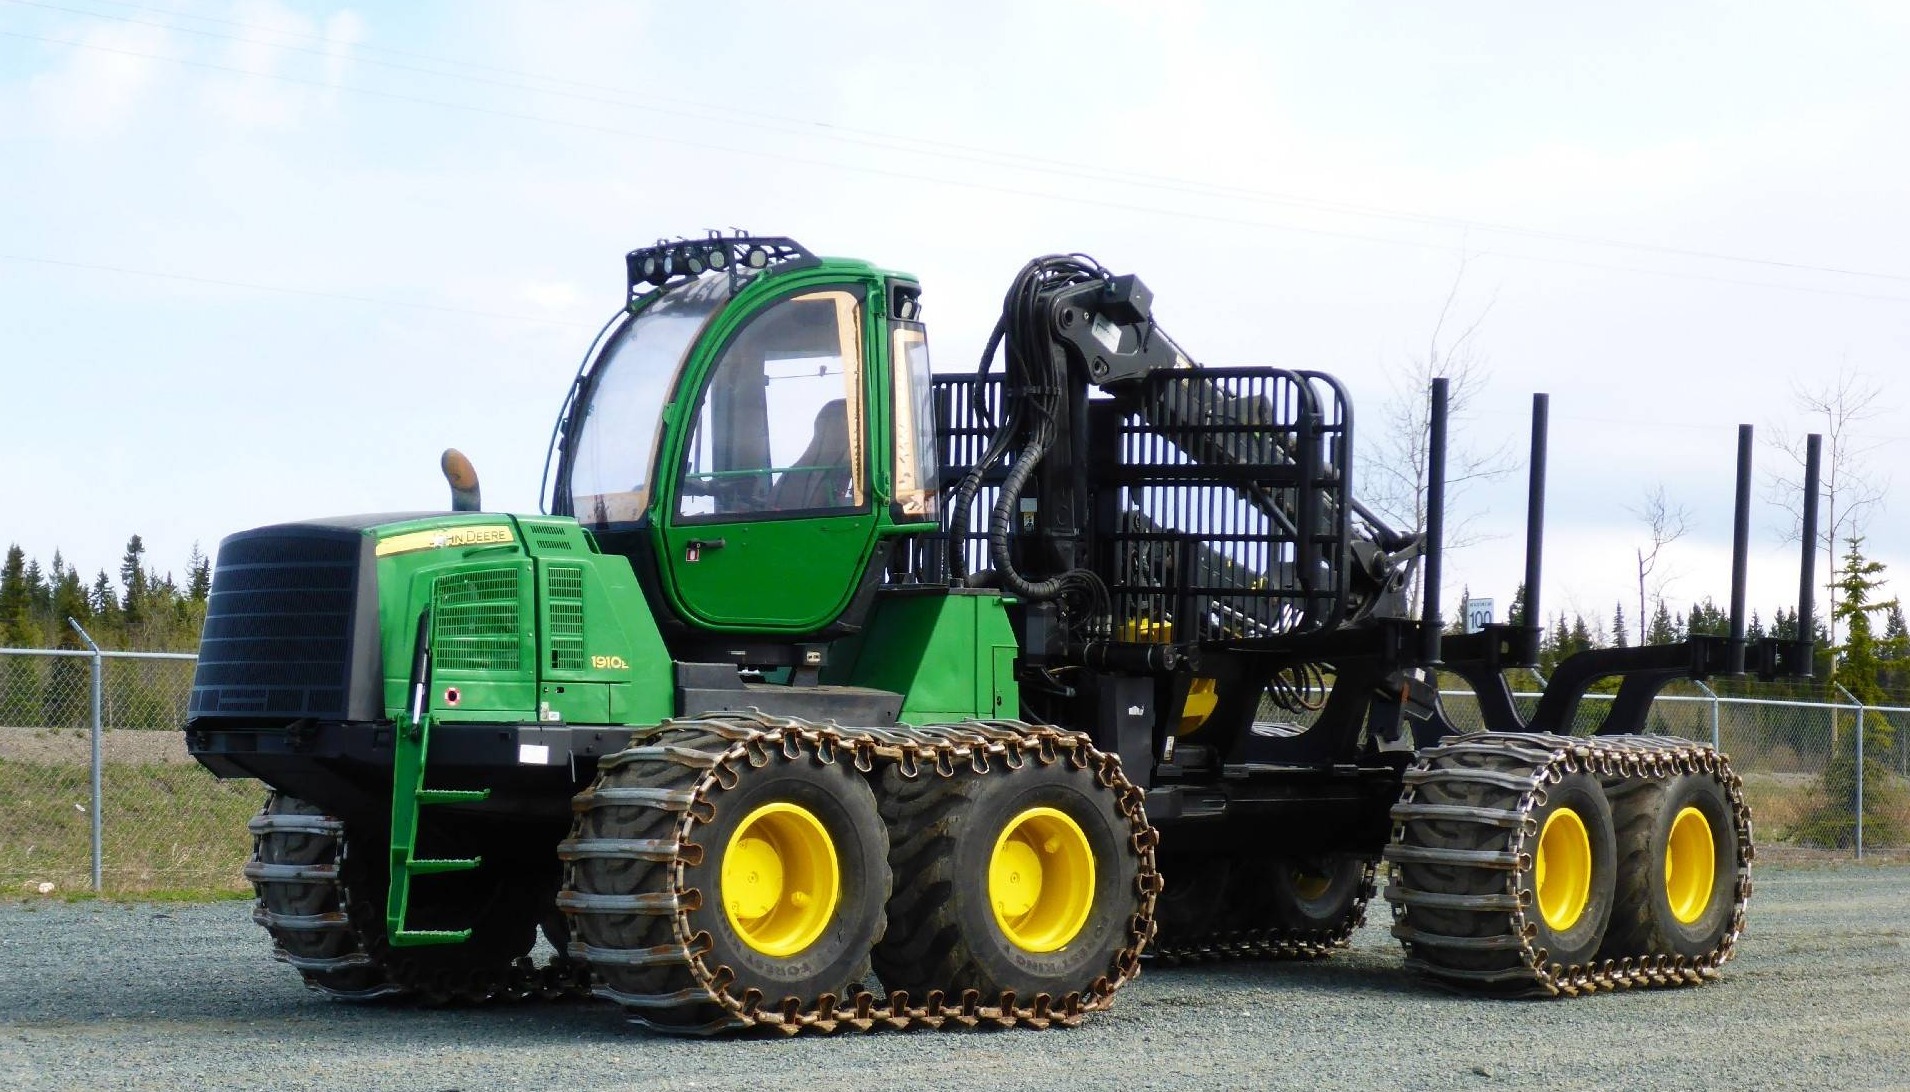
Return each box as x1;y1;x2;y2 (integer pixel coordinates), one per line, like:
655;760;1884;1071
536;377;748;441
551;235;939;658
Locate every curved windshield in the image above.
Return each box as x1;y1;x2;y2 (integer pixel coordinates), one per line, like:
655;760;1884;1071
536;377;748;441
566;277;732;526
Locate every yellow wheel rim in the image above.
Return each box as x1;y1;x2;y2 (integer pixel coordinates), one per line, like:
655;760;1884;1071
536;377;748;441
1534;807;1592;932
988;807;1095;953
721;802;840;958
1664;806;1716;924
1289;863;1333;902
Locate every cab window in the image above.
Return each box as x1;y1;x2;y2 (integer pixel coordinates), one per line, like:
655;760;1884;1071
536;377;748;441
677;288;866;519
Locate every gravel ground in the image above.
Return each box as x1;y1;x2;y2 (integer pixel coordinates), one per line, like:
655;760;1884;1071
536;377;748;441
2;863;1907;1092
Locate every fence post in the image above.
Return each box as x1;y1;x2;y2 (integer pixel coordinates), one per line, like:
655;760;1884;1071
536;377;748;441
1834;683;1863;861
67;619;103;893
1693;679;1720;749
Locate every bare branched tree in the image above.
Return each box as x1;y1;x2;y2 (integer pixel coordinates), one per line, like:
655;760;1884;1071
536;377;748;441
1631;484;1689;645
1764;366;1890;649
1364;254;1517;615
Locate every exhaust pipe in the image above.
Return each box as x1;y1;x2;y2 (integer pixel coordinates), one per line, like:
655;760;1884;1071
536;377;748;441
441;449;482;512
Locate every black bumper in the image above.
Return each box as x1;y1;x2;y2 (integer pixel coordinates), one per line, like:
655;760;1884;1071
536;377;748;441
186;720;638;824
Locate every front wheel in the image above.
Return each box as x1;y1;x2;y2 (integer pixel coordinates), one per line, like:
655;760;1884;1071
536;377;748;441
678;757;891;1006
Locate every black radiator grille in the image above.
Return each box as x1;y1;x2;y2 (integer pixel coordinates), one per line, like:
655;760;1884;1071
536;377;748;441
190;530;360;717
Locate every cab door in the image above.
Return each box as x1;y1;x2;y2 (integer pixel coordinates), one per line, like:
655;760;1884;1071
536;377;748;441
654;285;881;632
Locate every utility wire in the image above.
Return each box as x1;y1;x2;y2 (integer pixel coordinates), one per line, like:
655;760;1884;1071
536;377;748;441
13;0;1910;289
0;252;600;328
5;26;1910;306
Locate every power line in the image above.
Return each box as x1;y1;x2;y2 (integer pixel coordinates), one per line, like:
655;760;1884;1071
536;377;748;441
0;252;599;328
6;26;1910;307
14;0;1910;289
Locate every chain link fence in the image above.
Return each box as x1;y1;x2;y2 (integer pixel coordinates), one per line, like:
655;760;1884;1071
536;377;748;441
1437;680;1910;857
1;647;257;897
4;645;1904;898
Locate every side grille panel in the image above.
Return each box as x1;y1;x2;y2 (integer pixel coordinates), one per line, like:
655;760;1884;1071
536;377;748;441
432;567;525;672
547;564;586;671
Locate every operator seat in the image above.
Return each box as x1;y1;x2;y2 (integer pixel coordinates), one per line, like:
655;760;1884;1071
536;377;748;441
768;399;852;511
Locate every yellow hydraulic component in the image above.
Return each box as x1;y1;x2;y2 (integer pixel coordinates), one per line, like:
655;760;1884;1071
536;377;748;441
1178;677;1219;735
721;802;841;957
1534;807;1591;931
989;807;1095;953
1120;618;1173;643
1117;617;1216;734
1664;806;1716;924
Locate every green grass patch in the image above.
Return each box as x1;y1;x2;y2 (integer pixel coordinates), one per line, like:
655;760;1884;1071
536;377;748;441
0;758;260;897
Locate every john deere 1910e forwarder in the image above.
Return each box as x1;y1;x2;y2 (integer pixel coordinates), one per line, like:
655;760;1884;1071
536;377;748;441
186;233;1822;1034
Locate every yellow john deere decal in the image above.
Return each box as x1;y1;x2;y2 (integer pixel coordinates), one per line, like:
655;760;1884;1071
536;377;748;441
374;524;515;557
591;655;630;670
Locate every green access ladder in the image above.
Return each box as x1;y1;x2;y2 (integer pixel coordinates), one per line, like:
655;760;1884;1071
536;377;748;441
386;609;490;947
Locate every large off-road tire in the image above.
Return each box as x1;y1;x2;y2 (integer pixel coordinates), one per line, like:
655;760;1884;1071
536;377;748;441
1389;748;1616;985
1522;771;1617;967
873;756;1139;1000
247;790;561;1005
247;792;396;1000
347;820;551;1005
562;728;889;1032
678;755;891;1008
1152;851;1232;947
1601;773;1738;961
1245;854;1373;935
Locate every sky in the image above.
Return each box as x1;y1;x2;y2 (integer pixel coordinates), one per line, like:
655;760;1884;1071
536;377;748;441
2;0;1908;637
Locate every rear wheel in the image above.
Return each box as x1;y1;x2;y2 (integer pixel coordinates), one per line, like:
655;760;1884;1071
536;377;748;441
1524;772;1616;968
874;757;1139;1000
1246;854;1371;935
1601;773;1737;960
1152;851;1232;951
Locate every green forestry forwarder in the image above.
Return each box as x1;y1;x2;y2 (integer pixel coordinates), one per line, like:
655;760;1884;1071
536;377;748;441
186;233;1821;1035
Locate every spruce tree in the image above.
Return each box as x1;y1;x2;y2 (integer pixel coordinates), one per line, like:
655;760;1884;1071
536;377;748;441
1612;601;1630;647
120;535;149;629
23;559;48;623
1800;537;1905;846
1647;601;1678;645
187;543;212;601
1567;614;1594;658
90;570;119;625
0;545;28;646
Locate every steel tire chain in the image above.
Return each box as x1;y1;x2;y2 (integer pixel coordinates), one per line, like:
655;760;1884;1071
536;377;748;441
245;791;592;1005
1381;731;1753;997
557;711;1162;1035
1149;858;1378;966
